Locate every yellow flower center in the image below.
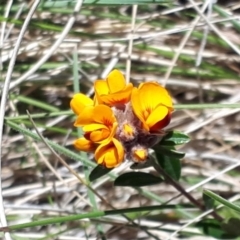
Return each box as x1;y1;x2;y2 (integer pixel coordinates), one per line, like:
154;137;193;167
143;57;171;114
123;123;134;137
133;149;147;162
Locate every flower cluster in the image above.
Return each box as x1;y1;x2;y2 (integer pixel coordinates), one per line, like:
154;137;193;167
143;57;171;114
70;70;173;168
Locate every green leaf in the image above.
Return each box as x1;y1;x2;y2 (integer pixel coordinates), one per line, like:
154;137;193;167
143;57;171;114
153;151;181;181
114;172;163;187
203;189;240;213
89;165;113;182
161;131;190;146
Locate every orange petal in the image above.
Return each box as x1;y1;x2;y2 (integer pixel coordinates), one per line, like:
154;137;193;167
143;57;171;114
70;93;93;115
95;138;124;168
74;106;95;126
101;121;118;144
146;105;169;129
99;83;133;105
89;128;110;142
92;105;116;126
106;69;126;93
74;137;95;152
84;122;117;144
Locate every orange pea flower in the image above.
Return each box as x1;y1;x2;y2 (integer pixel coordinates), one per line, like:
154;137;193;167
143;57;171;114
70;70;174;169
131;82;173;132
95;138;124;168
94;69;133;106
74;104;118;144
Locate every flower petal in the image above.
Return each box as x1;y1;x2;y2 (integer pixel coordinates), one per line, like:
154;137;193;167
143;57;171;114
131;87;148;129
106;69;126;93
150;112;172;132
146;105;169;130
138;82;173;111
74;106;95;126
70;93;93;115
95;138;124;168
94;80;109;95
89;129;110;142
83;123;107;132
74;137;95;152
99;83;133;105
83;121;117;144
92;105;116;126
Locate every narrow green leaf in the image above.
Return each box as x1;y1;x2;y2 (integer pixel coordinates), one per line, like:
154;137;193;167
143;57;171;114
203;193;215;210
89;165;113;182
0;204;193;232
40;0;171;8
114;172;163;187
161;131;190;146
203;189;240;213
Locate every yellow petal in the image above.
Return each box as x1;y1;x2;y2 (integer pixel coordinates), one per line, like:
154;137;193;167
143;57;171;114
95;138;124;168
94;80;109;95
138;82;173;111
70;93;93;115
106;69;126;93
83;123;107;132
99;83;133;105
131;87;147;128
74;137;95;152
146;105;169;129
74;106;95;126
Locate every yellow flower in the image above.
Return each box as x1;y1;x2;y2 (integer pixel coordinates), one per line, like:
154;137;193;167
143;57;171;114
70;93;94;115
131;82;173;132
74;104;118;144
94;69;133;106
95;138;124;168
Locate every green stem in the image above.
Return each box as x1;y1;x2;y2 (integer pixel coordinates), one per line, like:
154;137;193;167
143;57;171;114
175;103;240;109
0;204;191;232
